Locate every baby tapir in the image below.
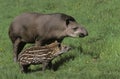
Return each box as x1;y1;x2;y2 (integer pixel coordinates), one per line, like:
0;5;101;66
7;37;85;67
18;41;71;73
8;12;88;62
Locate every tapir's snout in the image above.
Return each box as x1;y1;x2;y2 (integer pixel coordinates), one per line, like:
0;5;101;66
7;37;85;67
79;27;88;37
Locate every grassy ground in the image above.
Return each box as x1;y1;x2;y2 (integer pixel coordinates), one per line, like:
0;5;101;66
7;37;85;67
0;0;120;79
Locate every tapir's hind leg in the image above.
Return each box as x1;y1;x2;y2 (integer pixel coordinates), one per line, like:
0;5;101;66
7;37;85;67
13;38;26;62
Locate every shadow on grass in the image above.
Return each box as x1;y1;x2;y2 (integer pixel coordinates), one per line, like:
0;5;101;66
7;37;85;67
70;43;100;60
22;68;42;74
52;55;75;71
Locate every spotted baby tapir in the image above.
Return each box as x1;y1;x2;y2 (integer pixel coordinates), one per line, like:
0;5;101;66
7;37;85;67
18;41;71;73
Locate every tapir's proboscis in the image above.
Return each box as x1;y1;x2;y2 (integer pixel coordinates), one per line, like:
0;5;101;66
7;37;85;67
8;13;88;62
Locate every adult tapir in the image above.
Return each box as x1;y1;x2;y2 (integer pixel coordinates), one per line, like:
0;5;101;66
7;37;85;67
8;12;88;62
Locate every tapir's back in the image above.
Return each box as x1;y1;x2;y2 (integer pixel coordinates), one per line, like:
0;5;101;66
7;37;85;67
8;13;66;43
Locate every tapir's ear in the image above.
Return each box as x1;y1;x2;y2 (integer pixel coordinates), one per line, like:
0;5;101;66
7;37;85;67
66;18;75;26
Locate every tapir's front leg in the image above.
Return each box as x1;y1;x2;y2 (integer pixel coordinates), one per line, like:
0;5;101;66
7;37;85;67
13;38;26;62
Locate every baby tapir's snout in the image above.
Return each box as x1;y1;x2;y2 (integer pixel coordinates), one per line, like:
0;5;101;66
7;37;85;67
55;44;71;56
61;45;71;52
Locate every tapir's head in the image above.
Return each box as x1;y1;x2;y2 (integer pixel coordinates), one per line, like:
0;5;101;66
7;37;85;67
62;14;88;38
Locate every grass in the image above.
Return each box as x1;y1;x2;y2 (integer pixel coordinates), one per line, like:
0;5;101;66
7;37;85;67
0;0;120;79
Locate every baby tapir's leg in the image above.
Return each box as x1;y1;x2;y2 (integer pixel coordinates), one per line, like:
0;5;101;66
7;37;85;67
42;62;48;71
48;61;52;69
20;65;30;73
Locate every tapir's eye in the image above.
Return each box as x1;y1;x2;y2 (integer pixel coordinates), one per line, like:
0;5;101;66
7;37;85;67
73;27;78;30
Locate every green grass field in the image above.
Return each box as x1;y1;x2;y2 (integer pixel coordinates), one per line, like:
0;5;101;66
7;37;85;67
0;0;120;79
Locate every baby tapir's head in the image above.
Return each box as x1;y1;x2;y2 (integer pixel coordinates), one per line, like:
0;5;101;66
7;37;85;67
46;41;71;57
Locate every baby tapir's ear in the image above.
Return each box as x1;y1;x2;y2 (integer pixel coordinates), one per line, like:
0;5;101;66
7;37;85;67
54;41;59;44
53;40;59;44
48;41;59;47
54;41;61;47
54;40;58;43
